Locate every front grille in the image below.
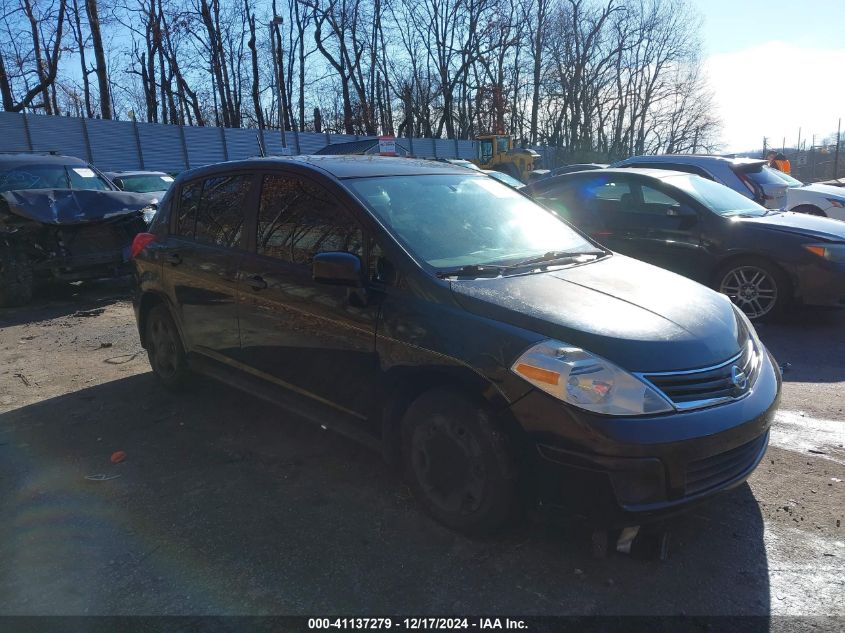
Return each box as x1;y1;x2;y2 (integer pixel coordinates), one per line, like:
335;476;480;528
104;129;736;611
641;339;761;410
57;215;144;257
685;433;768;495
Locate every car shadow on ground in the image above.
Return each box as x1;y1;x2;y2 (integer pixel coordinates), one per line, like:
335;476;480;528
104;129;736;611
754;306;845;384
0;373;772;618
0;277;132;327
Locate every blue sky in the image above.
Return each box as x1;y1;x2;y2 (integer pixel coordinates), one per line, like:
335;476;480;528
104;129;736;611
692;0;844;151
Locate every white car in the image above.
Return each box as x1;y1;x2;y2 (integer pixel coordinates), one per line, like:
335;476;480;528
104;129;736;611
767;169;845;221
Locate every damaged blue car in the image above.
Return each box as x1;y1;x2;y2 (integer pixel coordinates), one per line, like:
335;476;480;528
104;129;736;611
0;151;153;306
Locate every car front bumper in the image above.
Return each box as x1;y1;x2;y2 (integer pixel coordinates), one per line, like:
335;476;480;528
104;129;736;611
792;259;845;308
508;350;781;525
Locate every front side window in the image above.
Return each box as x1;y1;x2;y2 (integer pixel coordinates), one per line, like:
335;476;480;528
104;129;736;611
194;175;251;248
257;174;362;265
347;174;594;270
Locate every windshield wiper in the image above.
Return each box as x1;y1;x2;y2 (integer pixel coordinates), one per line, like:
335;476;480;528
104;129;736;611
435;264;505;279
511;249;606;268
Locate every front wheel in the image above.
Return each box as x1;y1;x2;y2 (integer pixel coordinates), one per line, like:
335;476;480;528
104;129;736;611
715;258;788;321
0;248;34;307
401;388;518;535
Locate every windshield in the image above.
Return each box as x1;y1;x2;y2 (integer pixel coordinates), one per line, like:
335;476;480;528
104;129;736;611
346;174;596;270
118;174;174;193
0;163;113;193
667;173;769;217
764;166;804;187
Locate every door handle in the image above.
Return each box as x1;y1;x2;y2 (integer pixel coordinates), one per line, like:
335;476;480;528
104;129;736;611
166;253;182;266
244;275;267;290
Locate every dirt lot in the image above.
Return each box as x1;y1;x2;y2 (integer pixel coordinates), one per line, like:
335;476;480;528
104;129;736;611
1;279;843;616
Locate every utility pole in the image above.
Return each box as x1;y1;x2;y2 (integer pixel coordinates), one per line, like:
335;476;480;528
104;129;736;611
835;118;842;180
269;15;288;151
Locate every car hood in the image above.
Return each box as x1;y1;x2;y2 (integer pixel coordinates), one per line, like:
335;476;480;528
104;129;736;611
449;254;746;373
797;183;845;200
735;211;845;241
0;188;151;225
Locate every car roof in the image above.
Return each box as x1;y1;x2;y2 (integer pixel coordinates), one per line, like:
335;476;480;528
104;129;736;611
618;154;766;168
532;166;692;189
178;155;476;181
0;152;87;165
105;170;169;177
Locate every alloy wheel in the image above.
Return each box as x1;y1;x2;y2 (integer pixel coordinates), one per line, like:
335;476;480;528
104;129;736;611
719;265;778;319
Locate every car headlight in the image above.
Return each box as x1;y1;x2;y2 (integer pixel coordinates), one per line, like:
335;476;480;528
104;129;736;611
141;205;157;224
510;340;674;415
803;243;845;263
826;198;845;209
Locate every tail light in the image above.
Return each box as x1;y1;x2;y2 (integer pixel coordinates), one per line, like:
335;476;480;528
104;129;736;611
131;232;156;259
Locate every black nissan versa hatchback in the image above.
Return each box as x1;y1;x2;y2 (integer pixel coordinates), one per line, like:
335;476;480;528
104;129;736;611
131;156;781;534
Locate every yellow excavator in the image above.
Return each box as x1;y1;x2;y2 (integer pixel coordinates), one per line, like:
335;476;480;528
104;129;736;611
471;135;540;182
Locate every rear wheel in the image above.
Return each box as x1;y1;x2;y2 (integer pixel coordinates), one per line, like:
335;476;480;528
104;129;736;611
715;257;789;321
792;204;826;217
145;304;190;389
0;248;34;307
401;388;517;535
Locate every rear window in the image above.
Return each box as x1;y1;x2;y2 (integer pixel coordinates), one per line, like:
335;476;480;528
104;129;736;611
739;164;785;186
118;174;174;193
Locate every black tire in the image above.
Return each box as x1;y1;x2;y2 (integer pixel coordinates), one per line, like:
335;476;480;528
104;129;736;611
145;303;190;390
791;204;826;217
0;248;34;307
714;257;789;322
400;388;518;535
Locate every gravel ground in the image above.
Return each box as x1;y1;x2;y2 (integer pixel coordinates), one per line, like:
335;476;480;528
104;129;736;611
0;279;843;617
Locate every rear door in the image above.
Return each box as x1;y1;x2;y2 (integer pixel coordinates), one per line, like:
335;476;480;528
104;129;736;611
627;179;710;279
533;174;649;255
163;173;256;358
236;171;381;422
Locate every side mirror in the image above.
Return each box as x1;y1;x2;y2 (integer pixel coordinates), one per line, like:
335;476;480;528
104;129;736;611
313;252;364;287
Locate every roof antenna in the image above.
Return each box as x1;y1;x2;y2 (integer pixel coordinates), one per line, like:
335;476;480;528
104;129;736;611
256;132;266;157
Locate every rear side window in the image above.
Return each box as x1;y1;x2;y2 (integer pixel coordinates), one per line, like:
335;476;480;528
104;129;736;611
194;175;251;248
257;174;362;265
176;180;203;237
175;175;251;247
